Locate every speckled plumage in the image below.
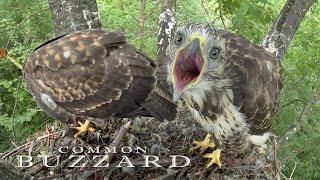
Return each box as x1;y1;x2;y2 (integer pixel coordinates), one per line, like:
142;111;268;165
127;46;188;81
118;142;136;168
24;29;177;125
167;23;283;152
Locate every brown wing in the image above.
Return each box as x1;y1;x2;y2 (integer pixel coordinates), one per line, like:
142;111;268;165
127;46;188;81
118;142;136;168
24;29;156;123
218;30;283;135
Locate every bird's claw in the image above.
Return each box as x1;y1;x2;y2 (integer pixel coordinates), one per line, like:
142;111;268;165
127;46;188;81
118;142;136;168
189;133;215;154
72;120;95;138
190;133;222;168
203;149;222;168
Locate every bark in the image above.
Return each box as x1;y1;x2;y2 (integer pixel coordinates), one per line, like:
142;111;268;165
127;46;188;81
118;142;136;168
157;0;176;67
48;0;102;36
137;0;147;49
262;0;317;60
156;0;176;94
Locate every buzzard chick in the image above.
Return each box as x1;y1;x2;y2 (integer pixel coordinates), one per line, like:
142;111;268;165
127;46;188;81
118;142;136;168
167;23;283;167
24;29;177;137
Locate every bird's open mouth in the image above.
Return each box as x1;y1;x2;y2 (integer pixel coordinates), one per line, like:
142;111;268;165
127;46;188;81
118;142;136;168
173;46;204;91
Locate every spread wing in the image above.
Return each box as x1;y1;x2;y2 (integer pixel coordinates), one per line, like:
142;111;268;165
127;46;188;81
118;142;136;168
24;29;156;123
218;30;283;135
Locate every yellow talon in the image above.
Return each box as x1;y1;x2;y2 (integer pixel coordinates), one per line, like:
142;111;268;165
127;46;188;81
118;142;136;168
190;133;215;154
203;148;222;168
72;120;95;138
190;133;222;168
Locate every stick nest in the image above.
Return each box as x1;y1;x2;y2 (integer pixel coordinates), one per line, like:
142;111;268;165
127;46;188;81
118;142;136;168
0;108;281;179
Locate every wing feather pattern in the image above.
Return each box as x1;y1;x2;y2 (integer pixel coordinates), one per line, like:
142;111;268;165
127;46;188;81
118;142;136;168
24;29;177;124
218;30;283;135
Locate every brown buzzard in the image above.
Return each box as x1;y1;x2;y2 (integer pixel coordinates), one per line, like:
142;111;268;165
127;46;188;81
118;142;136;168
167;23;283;167
24;29;177;137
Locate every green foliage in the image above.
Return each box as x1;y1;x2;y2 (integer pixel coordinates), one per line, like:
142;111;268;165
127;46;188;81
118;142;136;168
0;0;319;178
0;0;53;151
272;2;320;178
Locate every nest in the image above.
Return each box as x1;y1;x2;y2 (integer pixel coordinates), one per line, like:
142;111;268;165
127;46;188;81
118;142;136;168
0;108;280;179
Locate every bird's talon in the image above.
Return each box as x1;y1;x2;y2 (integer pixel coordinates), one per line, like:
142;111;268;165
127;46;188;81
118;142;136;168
189;133;215;154
77;121;84;126
72;120;95;138
203;149;222;168
88;127;95;132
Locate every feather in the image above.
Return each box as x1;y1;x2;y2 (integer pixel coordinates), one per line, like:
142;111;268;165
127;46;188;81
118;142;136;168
24;29;178;125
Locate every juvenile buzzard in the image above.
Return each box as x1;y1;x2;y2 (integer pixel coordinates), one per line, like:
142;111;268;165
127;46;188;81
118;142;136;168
24;29;177;137
167;23;283;167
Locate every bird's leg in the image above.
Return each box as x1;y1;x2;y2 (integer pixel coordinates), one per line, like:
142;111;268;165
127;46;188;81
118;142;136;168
72;120;95;138
189;133;222;168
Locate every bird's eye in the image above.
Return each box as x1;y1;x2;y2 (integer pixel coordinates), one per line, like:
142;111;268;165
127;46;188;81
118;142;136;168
209;47;220;59
174;33;183;45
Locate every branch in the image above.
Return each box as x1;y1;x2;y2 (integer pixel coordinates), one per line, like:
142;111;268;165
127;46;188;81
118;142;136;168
10;77;23;144
145;0;161;21
5;8;48;49
137;0;147;49
262;0;317;60
108;121;131;156
217;0;226;30
0;49;23;70
86;121;132;178
278;90;319;146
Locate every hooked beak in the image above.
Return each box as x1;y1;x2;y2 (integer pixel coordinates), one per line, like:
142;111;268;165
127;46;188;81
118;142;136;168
171;36;205;102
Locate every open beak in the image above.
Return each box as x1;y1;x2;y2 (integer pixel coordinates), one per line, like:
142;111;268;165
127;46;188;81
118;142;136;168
171;37;205;102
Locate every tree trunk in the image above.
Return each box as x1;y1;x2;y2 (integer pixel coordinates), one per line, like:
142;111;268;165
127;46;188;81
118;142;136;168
48;0;102;36
156;0;176;94
157;0;176;66
261;1;317;178
262;0;317;60
137;0;147;49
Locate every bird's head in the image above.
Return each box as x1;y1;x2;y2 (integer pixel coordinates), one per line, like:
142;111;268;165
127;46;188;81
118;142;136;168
167;23;224;102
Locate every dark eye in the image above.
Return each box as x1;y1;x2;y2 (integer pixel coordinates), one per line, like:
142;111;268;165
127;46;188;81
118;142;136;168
209;47;220;59
174;33;183;45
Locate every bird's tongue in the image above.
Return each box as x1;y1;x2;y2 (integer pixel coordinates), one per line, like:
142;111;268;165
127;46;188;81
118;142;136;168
179;57;198;73
174;51;203;91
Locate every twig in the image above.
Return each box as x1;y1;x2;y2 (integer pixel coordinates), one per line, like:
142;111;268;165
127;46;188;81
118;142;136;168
271;134;280;179
0;56;23;70
144;0;161;21
93;121;132;178
288;162;297;180
10;77;23;144
108;121;131;156
280;171;288;180
0;143;30;160
280;98;305;109
200;0;212;23
278;90;319;146
217;0;226;30
0;131;63;159
5;8;48;49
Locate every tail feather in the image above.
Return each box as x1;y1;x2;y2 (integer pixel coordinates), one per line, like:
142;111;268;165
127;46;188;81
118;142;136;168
142;86;177;121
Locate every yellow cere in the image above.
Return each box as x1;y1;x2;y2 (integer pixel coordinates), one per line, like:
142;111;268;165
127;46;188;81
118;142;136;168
171;34;207;90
